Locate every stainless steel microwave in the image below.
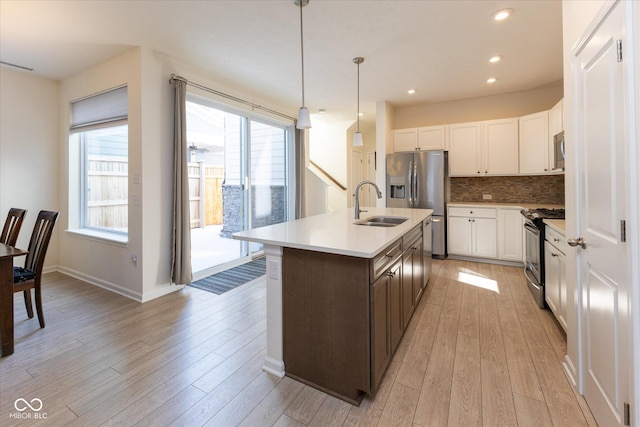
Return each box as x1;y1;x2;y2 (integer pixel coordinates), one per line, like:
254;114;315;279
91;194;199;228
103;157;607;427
553;131;565;170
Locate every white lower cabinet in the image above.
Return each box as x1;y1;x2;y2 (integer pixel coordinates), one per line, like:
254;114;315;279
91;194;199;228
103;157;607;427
544;225;567;331
449;204;526;263
448;206;497;258
497;208;523;262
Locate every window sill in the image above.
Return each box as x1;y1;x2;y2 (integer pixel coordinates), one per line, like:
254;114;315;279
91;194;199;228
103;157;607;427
66;229;128;247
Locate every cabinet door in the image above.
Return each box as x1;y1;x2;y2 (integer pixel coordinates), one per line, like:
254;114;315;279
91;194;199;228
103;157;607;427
484;118;519;175
401;250;415;330
393;128;418;152
544;240;560;315
448;122;482;176
370;273;390;390
411;237;424;305
497;208;523;261
389;262;403;352
548;99;563;172
519;111;549;174
448;216;473;256
558;250;567;331
418;126;446;150
472;218;497;258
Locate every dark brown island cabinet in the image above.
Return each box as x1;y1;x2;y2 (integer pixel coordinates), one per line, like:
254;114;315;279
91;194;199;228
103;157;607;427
282;223;426;405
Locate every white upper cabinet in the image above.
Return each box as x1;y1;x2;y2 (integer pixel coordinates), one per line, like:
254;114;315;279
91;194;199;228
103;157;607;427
448;119;518;176
393;128;418;152
548;99;563;172
519;111;549;174
483;118;519;175
417;126;447;150
448;122;482;176
394;126;447;152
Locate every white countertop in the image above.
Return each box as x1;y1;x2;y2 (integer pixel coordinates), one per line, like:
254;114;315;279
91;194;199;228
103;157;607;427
233;207;433;258
448;202;565;210
544;219;566;234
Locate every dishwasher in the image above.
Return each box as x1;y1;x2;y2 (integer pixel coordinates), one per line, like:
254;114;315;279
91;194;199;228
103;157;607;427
423;217;433;287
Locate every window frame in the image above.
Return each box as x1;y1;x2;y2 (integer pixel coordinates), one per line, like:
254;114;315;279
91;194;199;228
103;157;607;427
68;85;129;243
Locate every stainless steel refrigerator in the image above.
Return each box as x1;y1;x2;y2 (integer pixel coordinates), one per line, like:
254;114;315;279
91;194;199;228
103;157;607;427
386;150;449;258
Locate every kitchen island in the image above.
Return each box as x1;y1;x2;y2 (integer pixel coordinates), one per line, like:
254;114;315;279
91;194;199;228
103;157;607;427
233;207;432;404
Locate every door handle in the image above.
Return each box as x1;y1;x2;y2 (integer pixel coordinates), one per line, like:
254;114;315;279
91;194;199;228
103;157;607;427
567;237;586;249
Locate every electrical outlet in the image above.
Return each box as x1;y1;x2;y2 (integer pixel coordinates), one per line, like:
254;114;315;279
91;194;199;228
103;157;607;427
483;194;492;200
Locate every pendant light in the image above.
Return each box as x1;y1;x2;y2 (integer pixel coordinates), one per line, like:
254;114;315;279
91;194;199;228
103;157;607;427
353;57;364;146
295;0;311;129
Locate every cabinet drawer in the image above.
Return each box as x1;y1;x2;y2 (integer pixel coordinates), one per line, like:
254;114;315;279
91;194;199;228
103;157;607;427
449;206;497;219
402;224;422;248
371;239;403;281
546;226;567;254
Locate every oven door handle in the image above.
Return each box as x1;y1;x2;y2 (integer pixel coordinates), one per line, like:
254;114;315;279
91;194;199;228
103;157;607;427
524;222;540;234
523;267;540;289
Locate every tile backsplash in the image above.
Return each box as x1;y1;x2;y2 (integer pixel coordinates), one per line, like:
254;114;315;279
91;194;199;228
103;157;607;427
450;174;565;205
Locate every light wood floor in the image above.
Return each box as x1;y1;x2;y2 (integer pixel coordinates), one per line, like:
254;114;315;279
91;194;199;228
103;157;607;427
0;259;597;426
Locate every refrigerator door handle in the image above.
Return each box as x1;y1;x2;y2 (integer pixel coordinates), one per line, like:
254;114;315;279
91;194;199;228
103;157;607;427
408;158;414;207
413;161;419;206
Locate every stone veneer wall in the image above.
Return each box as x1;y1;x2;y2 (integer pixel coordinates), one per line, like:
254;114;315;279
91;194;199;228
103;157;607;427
450;174;565;204
220;185;286;237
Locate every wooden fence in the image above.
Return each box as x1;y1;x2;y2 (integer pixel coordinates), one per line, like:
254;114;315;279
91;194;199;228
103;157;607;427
188;162;224;228
86;158;128;231
86;159;223;231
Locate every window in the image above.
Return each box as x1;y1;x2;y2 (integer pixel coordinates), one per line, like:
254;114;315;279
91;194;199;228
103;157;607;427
185;95;294;272
70;86;128;236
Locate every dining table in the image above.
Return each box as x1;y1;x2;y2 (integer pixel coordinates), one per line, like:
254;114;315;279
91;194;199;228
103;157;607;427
1;243;28;357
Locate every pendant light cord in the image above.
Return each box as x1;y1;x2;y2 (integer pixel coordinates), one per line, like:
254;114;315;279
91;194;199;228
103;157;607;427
356;61;360;132
299;1;305;108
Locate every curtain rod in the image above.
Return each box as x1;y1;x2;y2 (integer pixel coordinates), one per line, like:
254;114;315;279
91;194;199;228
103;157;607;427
169;74;297;123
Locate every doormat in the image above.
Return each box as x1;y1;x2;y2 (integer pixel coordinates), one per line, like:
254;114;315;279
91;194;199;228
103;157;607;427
188;257;266;295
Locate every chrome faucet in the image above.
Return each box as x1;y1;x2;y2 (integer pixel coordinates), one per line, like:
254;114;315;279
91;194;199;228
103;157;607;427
354;180;382;219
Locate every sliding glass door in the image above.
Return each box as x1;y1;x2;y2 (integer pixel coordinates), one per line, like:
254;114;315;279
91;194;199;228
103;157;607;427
186;96;291;275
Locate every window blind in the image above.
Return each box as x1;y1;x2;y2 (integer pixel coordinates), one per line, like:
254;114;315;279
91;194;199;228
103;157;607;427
70;86;128;129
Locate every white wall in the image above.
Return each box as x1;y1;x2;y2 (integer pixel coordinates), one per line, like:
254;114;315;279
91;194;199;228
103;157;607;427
393;85;563;129
308;118;351;211
57;48;145;300
0;68;59;267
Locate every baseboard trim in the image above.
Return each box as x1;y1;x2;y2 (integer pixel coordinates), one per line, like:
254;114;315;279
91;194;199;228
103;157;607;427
55;265;143;302
446;255;524;267
263;357;285;378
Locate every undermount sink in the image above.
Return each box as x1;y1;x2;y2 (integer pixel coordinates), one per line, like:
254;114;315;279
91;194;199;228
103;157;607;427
355;216;409;227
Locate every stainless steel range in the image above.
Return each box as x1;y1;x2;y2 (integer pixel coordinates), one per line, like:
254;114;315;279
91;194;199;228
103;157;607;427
521;208;565;308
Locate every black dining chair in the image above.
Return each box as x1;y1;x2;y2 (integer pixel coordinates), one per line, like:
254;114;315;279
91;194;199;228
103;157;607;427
1;208;27;247
13;210;58;328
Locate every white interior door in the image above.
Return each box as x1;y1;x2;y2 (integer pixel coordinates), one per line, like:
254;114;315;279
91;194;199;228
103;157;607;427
574;2;630;426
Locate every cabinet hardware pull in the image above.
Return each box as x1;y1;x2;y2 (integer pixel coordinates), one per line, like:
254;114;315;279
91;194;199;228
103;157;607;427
552;253;558;257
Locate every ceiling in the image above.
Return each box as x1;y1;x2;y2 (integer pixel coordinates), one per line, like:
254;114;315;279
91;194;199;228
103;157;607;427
0;0;563;126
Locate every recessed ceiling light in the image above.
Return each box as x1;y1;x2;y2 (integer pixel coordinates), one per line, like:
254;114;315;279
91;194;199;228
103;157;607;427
407;89;416;95
489;55;502;63
486;77;497;84
492;8;513;21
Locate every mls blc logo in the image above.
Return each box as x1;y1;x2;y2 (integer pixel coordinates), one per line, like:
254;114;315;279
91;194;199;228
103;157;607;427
10;398;47;419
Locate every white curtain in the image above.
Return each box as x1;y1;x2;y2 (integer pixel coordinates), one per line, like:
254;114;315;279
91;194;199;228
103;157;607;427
171;77;192;284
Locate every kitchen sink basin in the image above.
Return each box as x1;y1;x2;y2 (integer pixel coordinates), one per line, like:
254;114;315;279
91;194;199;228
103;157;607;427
355;216;409;227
